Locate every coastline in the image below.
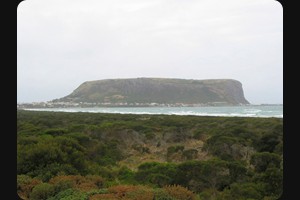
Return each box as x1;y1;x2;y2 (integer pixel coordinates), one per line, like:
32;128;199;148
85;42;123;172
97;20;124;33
18;104;283;118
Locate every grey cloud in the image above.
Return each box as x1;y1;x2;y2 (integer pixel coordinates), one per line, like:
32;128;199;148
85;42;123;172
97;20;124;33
17;0;282;104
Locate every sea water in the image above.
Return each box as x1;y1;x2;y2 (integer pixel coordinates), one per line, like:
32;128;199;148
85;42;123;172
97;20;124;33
24;105;283;118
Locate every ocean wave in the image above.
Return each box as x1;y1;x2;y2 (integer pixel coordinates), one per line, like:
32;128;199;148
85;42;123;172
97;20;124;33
243;109;262;113
22;106;283;118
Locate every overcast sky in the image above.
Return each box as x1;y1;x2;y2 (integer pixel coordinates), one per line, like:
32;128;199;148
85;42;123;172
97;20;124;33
17;0;282;104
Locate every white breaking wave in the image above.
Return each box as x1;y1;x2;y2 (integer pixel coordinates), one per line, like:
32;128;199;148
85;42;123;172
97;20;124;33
23;105;283;118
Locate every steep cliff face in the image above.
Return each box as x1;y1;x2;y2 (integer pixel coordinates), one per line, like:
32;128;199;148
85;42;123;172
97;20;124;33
55;78;249;105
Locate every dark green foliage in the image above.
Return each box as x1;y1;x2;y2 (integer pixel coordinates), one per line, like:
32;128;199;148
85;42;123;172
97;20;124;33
87;140;123;166
250;152;281;173
135;162;177;186
17;110;283;199
68;124;88;133
17;136;87;181
220;182;263;200
167;145;185;159
227;161;248;183
148;174;173;187
204;135;246;161
65;132;91;147
199;188;220;200
47;188;88;200
44;128;68;136
175;159;231;192
255;133;281;153
118;166;136;183
262;168;283;198
137;162;161;171
192;130;207;140
174;159;252;195
253;167;283;198
30;183;56;200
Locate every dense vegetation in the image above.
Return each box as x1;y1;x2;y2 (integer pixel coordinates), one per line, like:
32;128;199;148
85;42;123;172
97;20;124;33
17;110;283;199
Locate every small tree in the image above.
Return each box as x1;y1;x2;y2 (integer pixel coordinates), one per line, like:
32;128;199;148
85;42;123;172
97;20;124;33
30;183;55;200
250;152;281;173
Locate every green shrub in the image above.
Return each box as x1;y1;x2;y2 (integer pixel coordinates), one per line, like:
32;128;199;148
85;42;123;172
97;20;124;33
250;152;281;173
30;183;56;200
47;188;88;200
220;182;263;200
17;175;42;200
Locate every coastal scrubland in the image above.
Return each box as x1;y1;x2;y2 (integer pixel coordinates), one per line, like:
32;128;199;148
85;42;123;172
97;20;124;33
17;110;282;199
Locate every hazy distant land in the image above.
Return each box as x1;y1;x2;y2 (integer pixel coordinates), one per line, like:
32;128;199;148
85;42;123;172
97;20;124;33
18;78;251;108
